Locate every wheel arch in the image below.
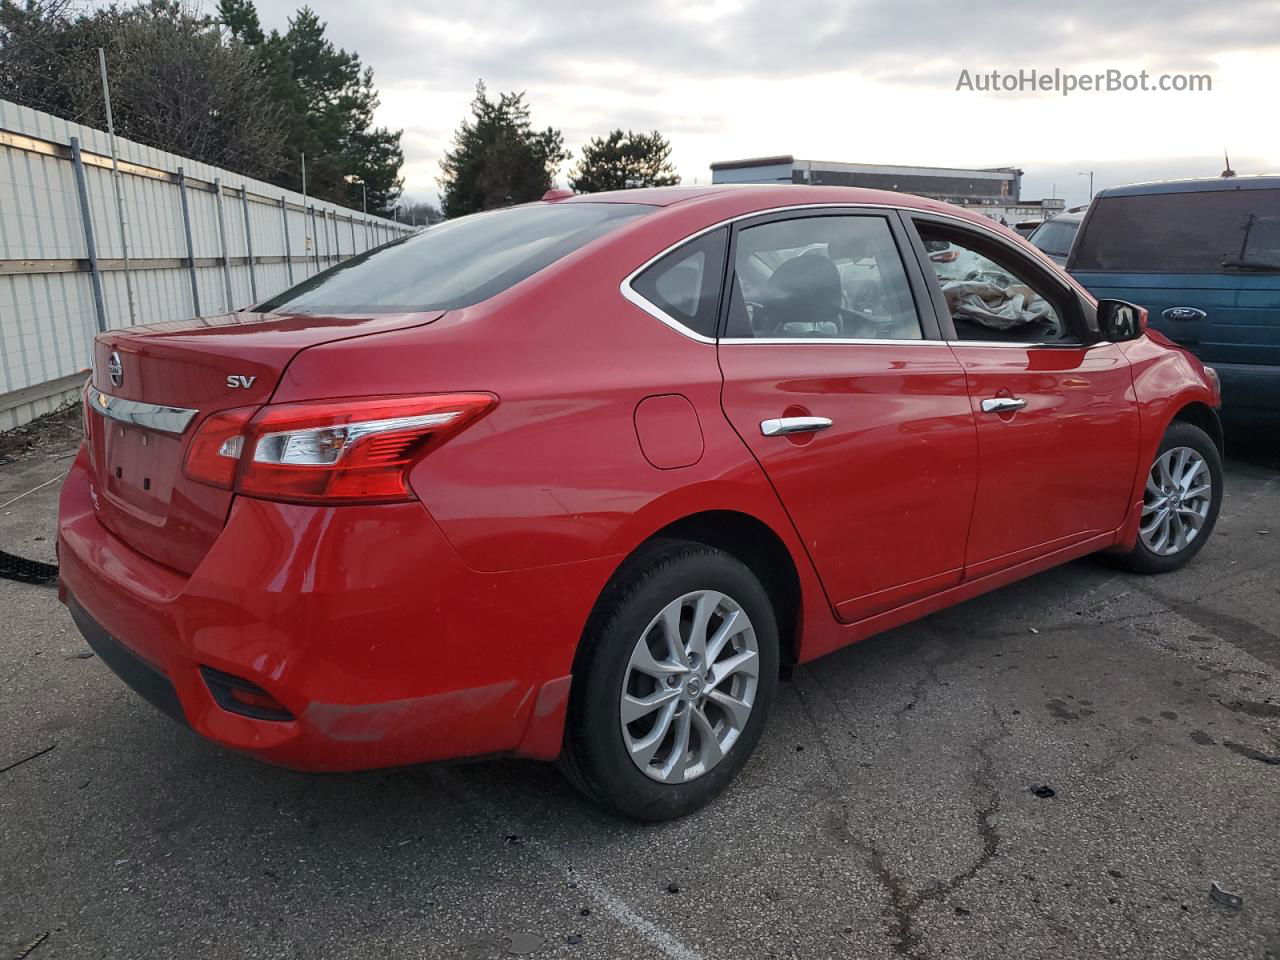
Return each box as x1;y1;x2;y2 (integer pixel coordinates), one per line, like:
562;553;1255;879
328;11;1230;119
1170;401;1224;456
576;509;805;676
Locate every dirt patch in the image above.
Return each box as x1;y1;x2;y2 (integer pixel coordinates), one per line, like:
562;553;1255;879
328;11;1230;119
0;405;81;464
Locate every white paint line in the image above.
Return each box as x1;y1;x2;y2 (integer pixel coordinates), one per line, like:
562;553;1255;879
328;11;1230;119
433;772;706;960
0;474;60;511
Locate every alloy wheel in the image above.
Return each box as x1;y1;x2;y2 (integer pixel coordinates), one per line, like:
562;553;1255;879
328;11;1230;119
1139;445;1213;556
620;590;759;783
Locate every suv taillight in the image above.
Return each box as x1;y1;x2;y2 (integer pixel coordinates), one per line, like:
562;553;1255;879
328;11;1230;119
184;394;495;504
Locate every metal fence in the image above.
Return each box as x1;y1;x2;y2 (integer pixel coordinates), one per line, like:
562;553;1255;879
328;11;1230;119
0;99;415;429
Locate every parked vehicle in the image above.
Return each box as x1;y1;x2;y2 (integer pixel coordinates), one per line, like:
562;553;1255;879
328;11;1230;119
922;239;984;281
1068;176;1280;421
1029;210;1085;265
59;185;1223;820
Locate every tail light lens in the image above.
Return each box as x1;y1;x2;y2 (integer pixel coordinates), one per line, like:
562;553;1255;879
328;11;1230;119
930;250;960;263
184;407;256;488
183;394;495;504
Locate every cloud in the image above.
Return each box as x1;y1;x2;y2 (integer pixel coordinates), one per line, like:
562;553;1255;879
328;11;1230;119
240;0;1280;199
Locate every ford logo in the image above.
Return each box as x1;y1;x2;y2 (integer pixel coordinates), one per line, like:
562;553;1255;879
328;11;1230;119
1162;307;1207;322
107;351;124;388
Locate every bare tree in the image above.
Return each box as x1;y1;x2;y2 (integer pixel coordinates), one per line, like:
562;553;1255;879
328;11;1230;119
1;0;285;178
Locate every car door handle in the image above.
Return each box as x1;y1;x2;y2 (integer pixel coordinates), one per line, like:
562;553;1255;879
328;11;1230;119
760;416;834;437
980;397;1027;414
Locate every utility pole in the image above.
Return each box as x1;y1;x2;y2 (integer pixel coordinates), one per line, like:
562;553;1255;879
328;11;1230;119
98;48;136;325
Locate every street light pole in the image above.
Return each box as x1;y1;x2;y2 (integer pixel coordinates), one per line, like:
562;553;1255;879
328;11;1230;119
1078;170;1095;202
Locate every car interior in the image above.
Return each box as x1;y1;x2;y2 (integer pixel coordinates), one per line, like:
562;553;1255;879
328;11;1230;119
916;225;1072;344
727;216;922;340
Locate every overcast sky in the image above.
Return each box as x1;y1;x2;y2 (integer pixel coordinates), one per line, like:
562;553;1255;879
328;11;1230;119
244;0;1280;208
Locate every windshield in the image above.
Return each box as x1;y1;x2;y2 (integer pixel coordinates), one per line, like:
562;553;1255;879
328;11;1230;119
259;202;656;314
1071;188;1280;273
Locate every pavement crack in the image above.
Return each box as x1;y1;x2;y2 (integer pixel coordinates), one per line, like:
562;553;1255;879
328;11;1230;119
867;715;1005;959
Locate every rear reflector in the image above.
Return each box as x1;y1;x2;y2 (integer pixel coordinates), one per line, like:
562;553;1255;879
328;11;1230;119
200;666;294;722
183;393;495;504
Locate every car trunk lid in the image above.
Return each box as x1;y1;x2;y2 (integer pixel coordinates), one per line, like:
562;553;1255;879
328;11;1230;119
86;311;442;574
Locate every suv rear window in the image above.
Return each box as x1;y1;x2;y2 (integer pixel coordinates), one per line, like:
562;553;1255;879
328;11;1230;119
1072;188;1280;273
260;202;655;314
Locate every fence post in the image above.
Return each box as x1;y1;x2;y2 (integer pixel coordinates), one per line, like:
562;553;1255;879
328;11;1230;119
313;207;325;267
349;215;357;254
212;178;234;312
309;205;320;274
69;137;107;334
176;167;200;317
330;211;340;262
280;197;294;285
240;186;258;303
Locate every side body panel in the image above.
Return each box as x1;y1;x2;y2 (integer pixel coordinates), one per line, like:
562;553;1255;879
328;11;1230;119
718;341;978;620
952;343;1141;577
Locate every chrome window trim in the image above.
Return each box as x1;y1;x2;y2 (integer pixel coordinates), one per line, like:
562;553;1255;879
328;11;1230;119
946;340;1100;349
88;387;198;434
619;201;1062;344
720;337;939;346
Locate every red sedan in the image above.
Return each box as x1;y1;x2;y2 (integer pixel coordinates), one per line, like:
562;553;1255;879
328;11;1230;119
58;185;1223;819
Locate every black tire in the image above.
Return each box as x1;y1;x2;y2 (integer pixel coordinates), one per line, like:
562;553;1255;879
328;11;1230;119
560;539;779;820
1117;420;1223;574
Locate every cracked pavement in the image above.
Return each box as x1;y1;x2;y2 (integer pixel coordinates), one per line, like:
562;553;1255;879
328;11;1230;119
1;411;1278;960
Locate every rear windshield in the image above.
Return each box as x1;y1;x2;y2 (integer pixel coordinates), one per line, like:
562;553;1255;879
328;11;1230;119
1072;188;1280;273
259;202;655;314
1029;218;1078;258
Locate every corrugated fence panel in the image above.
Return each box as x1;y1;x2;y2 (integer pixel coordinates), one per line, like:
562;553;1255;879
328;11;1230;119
0;99;416;429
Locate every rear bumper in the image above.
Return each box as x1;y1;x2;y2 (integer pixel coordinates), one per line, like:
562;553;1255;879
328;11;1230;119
1214;362;1280;418
57;449;611;771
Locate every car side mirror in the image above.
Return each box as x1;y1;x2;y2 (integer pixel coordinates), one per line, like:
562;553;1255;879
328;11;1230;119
1096;299;1147;342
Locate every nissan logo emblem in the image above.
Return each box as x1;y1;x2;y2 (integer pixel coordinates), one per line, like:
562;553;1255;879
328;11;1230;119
107;351;124;388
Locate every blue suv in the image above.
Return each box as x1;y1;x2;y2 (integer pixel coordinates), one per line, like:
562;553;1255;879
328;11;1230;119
1069;176;1280;422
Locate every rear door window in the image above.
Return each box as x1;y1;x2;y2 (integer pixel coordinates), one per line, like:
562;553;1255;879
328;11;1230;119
729;215;923;340
1072;189;1280;273
259;202;655;314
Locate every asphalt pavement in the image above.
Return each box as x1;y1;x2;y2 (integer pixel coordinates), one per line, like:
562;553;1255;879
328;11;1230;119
1;409;1277;960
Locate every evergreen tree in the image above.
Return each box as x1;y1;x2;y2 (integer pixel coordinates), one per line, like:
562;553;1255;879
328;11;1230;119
218;1;404;214
569;129;679;193
438;81;567;218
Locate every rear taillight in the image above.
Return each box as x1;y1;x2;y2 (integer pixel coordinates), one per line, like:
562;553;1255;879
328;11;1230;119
183;394;495;504
930;250;960;263
184;408;256;488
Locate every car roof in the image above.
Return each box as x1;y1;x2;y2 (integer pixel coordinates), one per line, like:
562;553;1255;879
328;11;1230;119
1040;210;1084;225
1096;174;1280;199
559;183;1022;235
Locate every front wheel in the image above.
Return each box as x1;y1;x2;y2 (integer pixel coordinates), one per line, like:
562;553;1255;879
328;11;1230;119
1118;420;1223;574
560;540;779;820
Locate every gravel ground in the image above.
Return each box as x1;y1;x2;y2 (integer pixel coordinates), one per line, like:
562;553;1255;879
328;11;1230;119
1;407;1277;960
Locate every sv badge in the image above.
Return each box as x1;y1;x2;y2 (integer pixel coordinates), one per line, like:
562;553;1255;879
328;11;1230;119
227;375;257;389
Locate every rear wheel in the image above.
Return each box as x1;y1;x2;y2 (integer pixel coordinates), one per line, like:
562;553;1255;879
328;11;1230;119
560;540;779;820
1118;421;1223;574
